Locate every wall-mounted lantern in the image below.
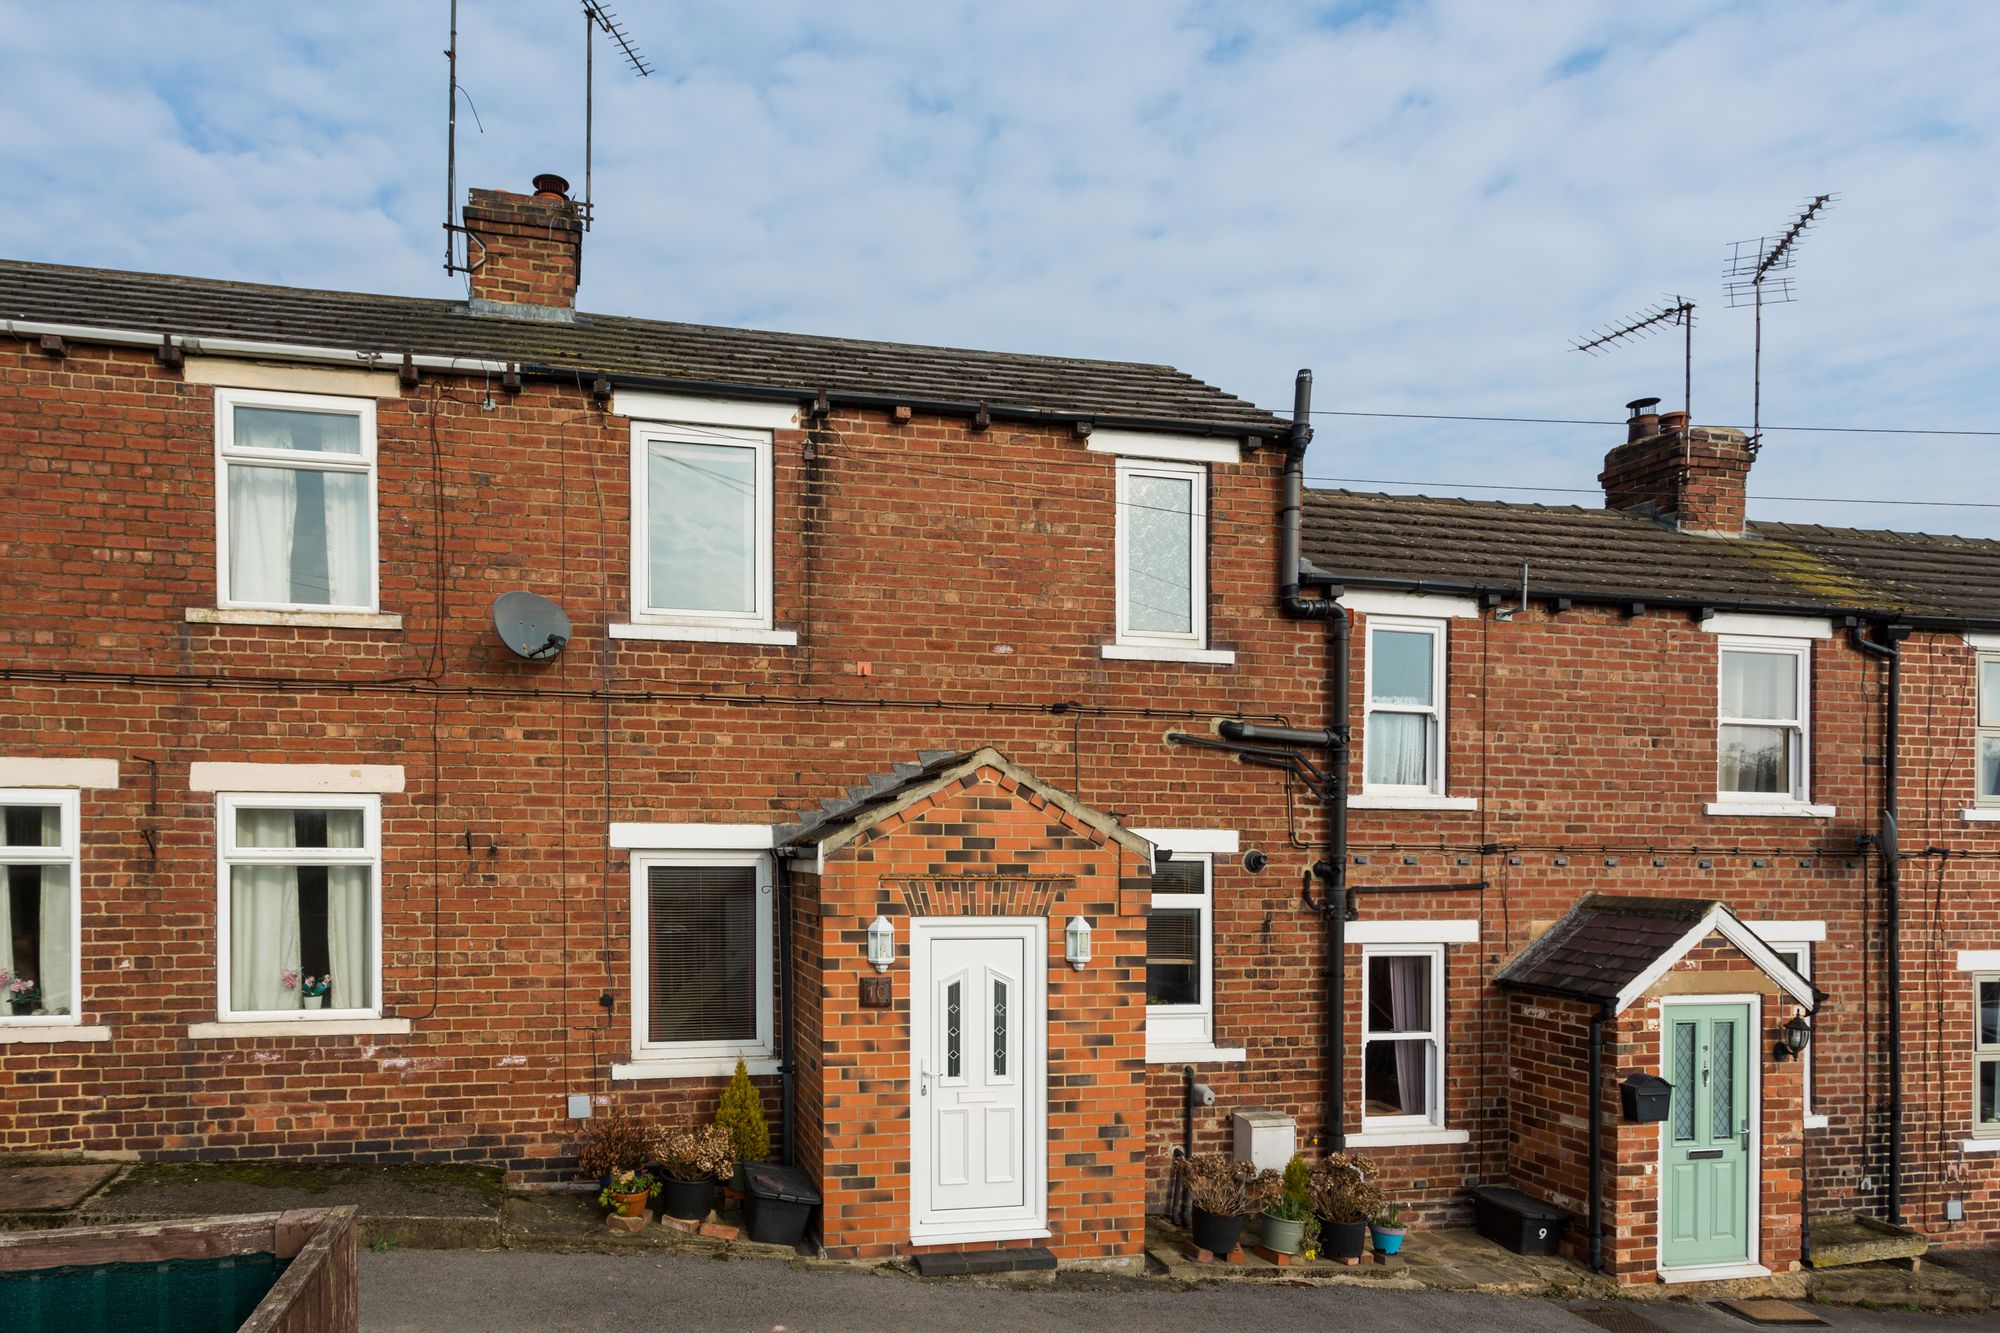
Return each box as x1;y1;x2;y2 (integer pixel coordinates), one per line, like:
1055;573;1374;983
1064;916;1092;970
866;915;895;973
1774;1010;1813;1061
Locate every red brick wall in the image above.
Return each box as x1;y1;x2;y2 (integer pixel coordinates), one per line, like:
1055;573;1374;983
462;188;582;310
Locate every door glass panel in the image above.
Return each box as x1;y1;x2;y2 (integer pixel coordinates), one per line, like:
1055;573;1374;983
993;979;1008;1077
946;980;961;1078
1711;1021;1736;1140
1673;1022;1697;1141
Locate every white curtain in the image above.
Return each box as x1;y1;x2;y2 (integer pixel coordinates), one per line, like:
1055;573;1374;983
1366;713;1431;787
228;464;299;605
1722;650;1795;720
230;810;300;1012
0;871;12;986
37;865;72;1015
2;806;67;1014
324;809;368;1009
227;461;368;608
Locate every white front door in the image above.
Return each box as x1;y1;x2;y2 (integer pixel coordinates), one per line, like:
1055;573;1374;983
910;918;1046;1241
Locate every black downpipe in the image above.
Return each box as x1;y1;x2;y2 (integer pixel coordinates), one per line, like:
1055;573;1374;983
773;855;797;1168
1588;1005;1610;1273
1851;622;1907;1225
1275;368;1354;1152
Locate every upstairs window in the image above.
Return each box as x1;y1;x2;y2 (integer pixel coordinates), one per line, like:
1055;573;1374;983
1115;458;1207;649
1364;618;1446;795
632;425;773;629
218;795;380;1021
1718;639;1811;801
1979;653;1999;808
215;388;377;612
1;790;80;1025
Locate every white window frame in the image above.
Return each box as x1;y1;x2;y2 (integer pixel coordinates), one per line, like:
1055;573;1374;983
0;789;82;1029
1144;852;1213;1046
628;422;774;632
1978;650;2000;810
213;386;379;614
626;849;775;1074
1362;616;1448;798
1359;942;1446;1134
1716;635;1812;805
1976;973;2000;1141
1114;457;1208;651
214;792;383;1023
1754;930;1826;1129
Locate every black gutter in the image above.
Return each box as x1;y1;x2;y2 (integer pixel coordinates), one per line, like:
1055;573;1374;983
1271;368;1354;1152
1851;620;1911;1226
519;364;1286;444
1588;1003;1612;1274
773;855;797;1169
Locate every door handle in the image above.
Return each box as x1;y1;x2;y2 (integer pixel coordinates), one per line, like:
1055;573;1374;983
920;1062;931;1098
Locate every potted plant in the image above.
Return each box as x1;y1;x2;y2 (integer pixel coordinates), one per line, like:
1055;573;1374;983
576;1104;651;1189
714;1057;772;1191
300;975;331;1009
5;974;40;1016
1260;1153;1313;1256
1308;1152;1383;1262
649;1122;735;1222
597;1167;659;1218
1370;1204;1408;1256
1173;1152;1276;1257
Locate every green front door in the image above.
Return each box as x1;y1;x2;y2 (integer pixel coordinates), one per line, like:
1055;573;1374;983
1661;1002;1753;1269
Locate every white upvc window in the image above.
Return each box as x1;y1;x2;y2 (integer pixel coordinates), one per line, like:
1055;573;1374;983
1144;853;1213;1045
1361;943;1445;1132
1363;617;1447;795
630;423;774;631
1114;457;1208;650
1977;975;2000;1140
629;850;774;1070
1977;652;2000;809
216;793;381;1022
1718;637;1812;803
214;387;378;613
1758;935;1823;1127
1;790;81;1027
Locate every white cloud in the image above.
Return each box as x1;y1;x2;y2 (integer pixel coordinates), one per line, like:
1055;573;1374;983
1;0;1995;533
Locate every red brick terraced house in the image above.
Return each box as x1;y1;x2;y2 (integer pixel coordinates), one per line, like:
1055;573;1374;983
3;179;1998;1282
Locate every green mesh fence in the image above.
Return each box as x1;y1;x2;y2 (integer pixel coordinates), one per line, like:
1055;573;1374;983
0;1252;290;1333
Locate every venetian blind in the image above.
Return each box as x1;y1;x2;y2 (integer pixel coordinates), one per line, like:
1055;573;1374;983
647;865;758;1044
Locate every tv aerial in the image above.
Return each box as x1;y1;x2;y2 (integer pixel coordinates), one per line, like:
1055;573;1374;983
1572;296;1696;427
1725;193;1835;454
493;591;572;662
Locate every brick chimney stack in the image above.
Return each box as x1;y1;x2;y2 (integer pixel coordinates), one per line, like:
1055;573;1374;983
462;174;583;320
1599;396;1753;536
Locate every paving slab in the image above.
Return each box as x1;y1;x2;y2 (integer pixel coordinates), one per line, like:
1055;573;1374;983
0;1162;118;1213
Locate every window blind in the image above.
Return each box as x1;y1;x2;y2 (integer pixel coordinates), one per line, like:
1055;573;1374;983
647;865;758;1044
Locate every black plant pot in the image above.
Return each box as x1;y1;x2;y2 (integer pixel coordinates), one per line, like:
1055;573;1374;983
1190;1205;1246;1256
1322;1218;1367;1261
657;1175;717;1222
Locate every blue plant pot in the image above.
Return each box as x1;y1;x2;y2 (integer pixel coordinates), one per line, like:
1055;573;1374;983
1372;1226;1406;1255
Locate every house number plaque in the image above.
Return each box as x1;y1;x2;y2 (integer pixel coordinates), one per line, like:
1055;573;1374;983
860;975;893;1009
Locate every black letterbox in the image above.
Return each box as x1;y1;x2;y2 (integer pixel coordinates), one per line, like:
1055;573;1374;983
1619;1072;1673;1122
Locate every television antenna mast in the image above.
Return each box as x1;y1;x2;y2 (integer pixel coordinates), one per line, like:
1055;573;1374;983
1725;193;1835;454
442;1;653;274
1572;296;1697;426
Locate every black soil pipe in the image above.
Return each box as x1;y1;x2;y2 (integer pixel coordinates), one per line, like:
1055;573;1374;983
774;856;797;1168
1274;368;1354;1151
1851;622;1907;1225
1588;1005;1610;1273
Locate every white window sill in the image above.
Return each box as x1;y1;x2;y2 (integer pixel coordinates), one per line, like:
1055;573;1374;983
1705;801;1836;819
1100;644;1236;666
613;1055;781;1081
1146;1041;1247;1065
1344;1126;1471;1149
188;607;402;630
609;622;797;646
0;1024;112;1045
1658;1262;1771;1284
188;1018;410;1039
1805;1114;1830;1131
1961;1137;2000;1154
1348;793;1479;812
1963;809;2000;823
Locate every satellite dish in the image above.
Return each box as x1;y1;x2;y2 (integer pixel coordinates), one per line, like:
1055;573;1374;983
493;591;571;661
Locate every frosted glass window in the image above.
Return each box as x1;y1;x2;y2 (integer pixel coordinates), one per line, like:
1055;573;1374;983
1115;460;1207;647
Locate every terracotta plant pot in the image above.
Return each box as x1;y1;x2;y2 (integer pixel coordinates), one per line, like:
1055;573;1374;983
658;1175;717;1222
1322;1218;1367;1261
611;1190;650;1218
1190;1205;1246;1256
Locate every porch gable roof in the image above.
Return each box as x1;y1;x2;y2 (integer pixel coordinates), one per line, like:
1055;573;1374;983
1494;894;1817;1015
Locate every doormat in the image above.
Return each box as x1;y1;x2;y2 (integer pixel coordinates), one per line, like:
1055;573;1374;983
1714;1299;1828;1326
1569;1307;1671;1333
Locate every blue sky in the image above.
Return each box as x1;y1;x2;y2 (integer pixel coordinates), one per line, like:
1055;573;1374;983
3;1;1997;535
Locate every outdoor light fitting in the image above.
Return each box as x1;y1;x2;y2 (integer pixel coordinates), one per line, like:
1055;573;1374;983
1065;916;1092;970
1775;1010;1812;1061
866;915;895;973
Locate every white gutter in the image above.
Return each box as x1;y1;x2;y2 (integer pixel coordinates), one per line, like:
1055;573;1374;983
2;318;511;375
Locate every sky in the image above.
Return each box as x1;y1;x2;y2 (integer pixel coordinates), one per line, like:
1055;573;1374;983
3;1;1996;535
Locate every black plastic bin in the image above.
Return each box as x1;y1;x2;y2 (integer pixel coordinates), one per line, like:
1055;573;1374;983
1467;1185;1571;1256
742;1162;821;1247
